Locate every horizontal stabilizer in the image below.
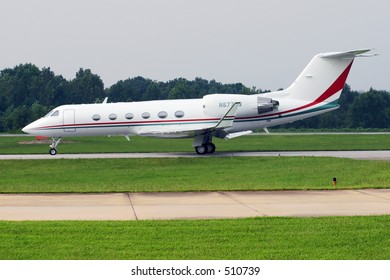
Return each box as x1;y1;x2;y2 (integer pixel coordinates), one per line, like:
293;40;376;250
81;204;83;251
320;49;372;58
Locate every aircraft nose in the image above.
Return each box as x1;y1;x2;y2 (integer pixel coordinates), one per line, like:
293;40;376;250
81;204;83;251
22;125;30;134
22;123;34;134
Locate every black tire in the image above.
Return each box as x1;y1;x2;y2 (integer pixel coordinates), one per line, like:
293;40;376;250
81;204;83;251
49;148;57;156
195;145;207;155
205;143;216;153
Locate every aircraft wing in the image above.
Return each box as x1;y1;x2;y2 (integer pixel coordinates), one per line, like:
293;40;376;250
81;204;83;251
138;102;241;137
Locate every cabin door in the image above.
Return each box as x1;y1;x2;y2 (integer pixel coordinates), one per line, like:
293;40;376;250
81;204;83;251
63;109;76;132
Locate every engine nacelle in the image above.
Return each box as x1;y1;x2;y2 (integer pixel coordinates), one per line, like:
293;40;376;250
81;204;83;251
257;96;279;114
202;94;278;117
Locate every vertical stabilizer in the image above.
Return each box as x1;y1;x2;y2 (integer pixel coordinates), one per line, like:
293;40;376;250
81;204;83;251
283;49;371;103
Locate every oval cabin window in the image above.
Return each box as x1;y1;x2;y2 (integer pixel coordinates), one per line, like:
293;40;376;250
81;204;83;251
125;113;134;120
92;114;101;121
158;111;168;119
174;110;185;118
142;112;150;119
109;113;117;120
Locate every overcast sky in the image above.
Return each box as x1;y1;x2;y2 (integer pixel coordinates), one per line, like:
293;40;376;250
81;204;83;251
1;0;389;91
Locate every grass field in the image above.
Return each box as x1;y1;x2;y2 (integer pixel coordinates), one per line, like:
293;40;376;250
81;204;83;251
0;157;389;193
1;216;389;260
1;134;389;260
1;133;390;154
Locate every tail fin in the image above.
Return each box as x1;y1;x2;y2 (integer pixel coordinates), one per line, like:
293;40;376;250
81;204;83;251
283;49;371;103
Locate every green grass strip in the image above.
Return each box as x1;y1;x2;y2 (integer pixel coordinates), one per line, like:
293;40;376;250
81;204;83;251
0;157;389;193
1;216;389;260
2;134;390;154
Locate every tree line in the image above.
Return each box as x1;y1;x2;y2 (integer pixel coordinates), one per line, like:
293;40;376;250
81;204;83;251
0;63;389;132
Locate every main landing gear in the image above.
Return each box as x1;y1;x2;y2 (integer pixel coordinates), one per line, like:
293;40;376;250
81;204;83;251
49;137;62;155
193;135;216;155
194;143;216;155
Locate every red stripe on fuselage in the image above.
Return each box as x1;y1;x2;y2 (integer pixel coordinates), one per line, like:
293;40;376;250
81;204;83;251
36;117;221;130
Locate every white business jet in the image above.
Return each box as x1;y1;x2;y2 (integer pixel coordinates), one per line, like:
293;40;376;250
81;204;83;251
23;49;372;155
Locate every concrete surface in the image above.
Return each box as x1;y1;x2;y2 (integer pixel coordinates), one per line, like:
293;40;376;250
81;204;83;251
1;150;390;161
0;189;389;220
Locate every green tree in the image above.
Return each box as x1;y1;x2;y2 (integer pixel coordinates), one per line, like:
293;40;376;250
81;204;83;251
107;77;152;102
143;83;161;100
0;64;70;131
168;79;195;99
350;89;390;128
2;105;31;131
67;68;105;104
1;62;390;132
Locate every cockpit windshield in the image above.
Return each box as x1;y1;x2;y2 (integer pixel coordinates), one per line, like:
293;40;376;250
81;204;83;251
44;110;54;117
44;110;59;117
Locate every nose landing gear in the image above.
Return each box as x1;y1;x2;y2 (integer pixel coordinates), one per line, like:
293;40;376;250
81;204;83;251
49;137;62;155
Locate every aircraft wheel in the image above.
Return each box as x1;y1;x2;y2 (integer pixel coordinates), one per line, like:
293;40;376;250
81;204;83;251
195;145;207;155
49;148;57;156
205;143;216;153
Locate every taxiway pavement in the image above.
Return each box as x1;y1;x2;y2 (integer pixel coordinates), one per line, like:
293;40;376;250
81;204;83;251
1;150;390;161
1;189;389;220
